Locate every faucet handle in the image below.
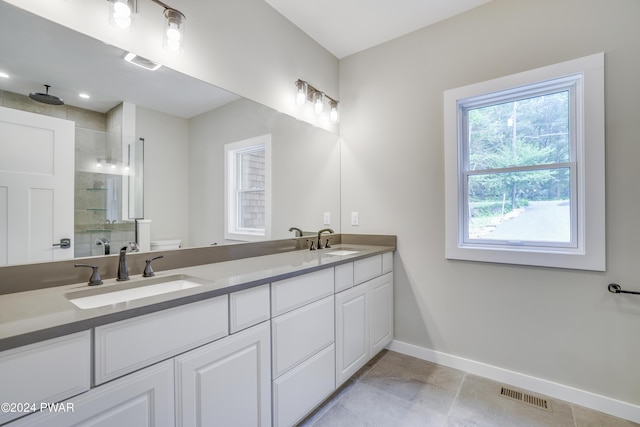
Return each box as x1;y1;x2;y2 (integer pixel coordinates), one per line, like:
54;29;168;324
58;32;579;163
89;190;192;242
74;264;103;286
143;255;164;277
324;238;332;249
307;239;316;251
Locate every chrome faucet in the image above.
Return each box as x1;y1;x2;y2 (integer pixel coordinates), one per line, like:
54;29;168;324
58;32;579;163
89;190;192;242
95;237;110;255
317;228;334;250
117;242;139;281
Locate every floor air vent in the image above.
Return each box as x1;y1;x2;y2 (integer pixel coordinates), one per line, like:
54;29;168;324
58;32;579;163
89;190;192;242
500;386;552;412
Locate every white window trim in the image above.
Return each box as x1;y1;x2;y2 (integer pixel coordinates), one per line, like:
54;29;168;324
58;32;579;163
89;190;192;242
444;53;605;271
224;134;272;242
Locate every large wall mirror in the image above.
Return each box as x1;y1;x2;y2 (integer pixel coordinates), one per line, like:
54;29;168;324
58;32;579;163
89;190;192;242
0;1;340;266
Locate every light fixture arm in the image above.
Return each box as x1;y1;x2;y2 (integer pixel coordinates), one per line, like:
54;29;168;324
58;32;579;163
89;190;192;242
149;0;185;20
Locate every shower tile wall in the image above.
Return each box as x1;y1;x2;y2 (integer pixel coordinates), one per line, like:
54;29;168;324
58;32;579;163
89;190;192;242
1;90;134;258
74;104;134;257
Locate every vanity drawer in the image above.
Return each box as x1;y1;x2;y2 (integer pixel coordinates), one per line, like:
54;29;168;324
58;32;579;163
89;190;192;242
271;268;334;316
95;296;228;384
335;262;354;292
272;344;335;427
272;295;334;378
0;331;91;425
230;284;270;333
354;255;382;285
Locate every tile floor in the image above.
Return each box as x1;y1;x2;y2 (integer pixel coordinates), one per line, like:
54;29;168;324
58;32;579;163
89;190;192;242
299;350;639;427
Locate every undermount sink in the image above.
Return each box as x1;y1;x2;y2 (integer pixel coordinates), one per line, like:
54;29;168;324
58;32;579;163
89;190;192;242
67;274;205;309
324;250;360;256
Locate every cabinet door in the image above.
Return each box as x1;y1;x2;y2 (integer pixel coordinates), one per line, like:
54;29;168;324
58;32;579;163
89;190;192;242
335;284;370;387
10;360;175;427
0;331;90;425
175;322;271;427
369;272;394;356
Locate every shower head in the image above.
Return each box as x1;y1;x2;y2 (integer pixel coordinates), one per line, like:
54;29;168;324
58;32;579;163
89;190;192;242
29;84;64;105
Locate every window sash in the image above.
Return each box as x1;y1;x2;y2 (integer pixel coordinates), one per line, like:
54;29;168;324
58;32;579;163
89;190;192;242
458;77;580;249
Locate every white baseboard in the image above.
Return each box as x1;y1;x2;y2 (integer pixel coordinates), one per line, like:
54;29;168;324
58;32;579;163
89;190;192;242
387;340;640;424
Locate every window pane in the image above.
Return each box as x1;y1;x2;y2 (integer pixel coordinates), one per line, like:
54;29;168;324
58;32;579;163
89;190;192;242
239;190;265;229
467;168;571;243
467;91;569;170
238;149;265;191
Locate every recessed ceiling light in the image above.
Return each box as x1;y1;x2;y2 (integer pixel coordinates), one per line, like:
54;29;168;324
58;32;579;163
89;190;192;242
0;72;9;78
79;93;90;99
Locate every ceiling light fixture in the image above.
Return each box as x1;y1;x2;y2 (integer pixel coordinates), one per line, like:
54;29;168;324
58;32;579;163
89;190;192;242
294;79;339;123
107;0;186;52
0;72;9;79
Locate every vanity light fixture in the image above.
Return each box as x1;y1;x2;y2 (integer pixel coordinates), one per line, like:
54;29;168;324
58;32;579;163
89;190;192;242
294;79;339;123
107;0;186;52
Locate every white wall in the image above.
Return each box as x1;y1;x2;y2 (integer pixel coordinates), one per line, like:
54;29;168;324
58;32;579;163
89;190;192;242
136;106;189;245
4;0;339;131
340;0;640;413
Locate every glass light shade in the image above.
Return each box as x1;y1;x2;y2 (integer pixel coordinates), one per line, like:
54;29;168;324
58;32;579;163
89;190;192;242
295;80;307;106
329;101;339;122
163;9;185;52
109;0;133;29
313;91;324;114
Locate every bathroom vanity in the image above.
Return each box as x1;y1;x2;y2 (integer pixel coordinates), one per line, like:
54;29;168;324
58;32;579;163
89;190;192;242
0;242;394;426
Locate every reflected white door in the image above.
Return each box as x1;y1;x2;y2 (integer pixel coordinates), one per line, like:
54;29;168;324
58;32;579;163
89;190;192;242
0;106;74;265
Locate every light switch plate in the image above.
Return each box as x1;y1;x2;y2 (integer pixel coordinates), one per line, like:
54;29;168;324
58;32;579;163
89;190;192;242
351;212;359;226
324;212;331;225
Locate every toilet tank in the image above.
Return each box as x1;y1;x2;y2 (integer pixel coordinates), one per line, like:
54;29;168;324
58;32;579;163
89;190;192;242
150;239;182;251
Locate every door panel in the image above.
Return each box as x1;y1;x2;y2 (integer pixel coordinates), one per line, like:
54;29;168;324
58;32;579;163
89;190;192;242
0;107;74;265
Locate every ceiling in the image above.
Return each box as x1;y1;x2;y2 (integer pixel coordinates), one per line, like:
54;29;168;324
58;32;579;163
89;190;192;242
264;0;493;59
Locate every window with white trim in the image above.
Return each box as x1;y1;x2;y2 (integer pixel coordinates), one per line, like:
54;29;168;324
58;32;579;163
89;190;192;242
444;53;605;270
224;135;271;241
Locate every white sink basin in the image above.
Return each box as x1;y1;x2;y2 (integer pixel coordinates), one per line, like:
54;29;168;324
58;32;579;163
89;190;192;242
325;250;360;256
68;276;203;309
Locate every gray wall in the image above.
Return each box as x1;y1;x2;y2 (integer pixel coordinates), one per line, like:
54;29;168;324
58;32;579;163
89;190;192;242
188;98;341;246
340;0;640;406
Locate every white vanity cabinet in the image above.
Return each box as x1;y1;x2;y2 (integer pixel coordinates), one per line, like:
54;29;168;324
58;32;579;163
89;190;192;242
3;248;394;427
0;331;90;425
335;253;394;387
271;269;336;427
10;359;175;427
175;322;271;427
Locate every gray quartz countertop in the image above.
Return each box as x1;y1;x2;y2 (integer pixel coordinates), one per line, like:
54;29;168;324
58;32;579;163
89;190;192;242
0;244;393;351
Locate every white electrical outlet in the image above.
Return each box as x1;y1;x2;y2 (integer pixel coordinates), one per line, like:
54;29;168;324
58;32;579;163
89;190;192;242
324;212;331;225
351;212;359;226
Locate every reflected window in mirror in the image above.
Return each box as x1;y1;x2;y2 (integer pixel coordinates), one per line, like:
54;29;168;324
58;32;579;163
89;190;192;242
224;135;272;241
